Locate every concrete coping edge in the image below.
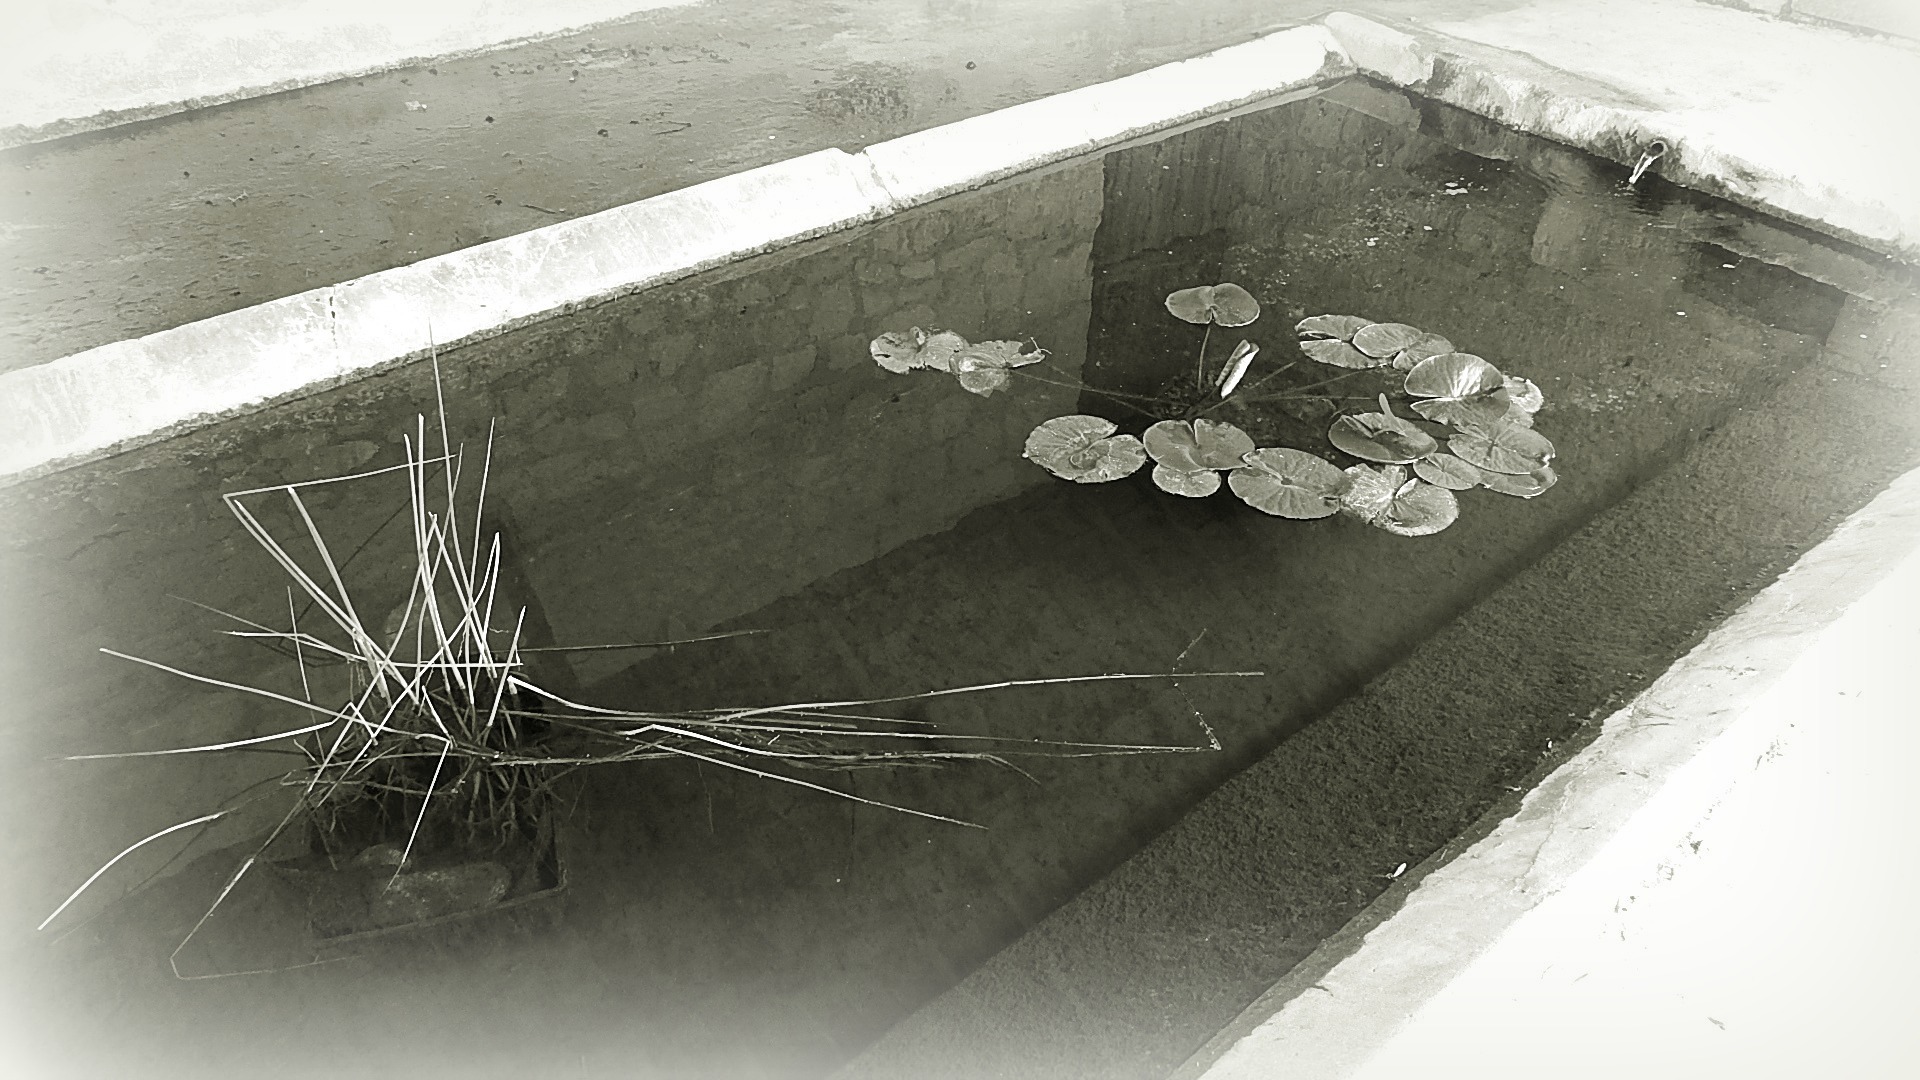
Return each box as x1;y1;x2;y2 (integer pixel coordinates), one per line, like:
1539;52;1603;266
0;23;1352;488
1319;10;1920;263
1179;461;1920;1078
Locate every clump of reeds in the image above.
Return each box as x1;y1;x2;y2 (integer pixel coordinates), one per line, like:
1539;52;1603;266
41;382;1255;975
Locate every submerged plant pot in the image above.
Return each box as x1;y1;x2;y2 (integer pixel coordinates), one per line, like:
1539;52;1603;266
272;811;565;944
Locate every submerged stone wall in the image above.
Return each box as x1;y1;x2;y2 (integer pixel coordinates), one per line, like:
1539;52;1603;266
0;158;1101;931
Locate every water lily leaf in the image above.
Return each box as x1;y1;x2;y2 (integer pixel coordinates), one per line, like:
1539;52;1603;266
917;330;969;374
1144;418;1255;473
1480;463;1558;498
869;327;969;374
1497;375;1544;416
1166;283;1261;327
951;339;1046;396
1295;314;1372;341
1448;422;1555;475
1339;466;1458;535
1352;322;1424;359
870;328;928;374
1391;333;1455;371
1216;339;1259;397
1376;478;1460;536
1229;448;1346;519
1023;415;1147;483
1300;338;1385;369
955;367;1012;396
1405;352;1504;398
1327;396;1439;464
1338;464;1402;522
1153;464;1223;497
1413;453;1485;490
1405;352;1508;428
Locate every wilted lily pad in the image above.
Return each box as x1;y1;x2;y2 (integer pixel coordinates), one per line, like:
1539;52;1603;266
1339;465;1459;536
870;327;968;374
1339;464;1401;522
1295;314;1372;341
953;339;1047;397
1166;283;1261;327
1300;338;1386;369
1480;463;1558;498
1413;453;1485;490
1352;322;1424;359
1229;448;1346;519
1327;395;1439;464
1024;415;1147;483
1448;422;1555;475
1405;352;1509;428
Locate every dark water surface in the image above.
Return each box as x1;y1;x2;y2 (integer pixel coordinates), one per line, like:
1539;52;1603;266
2;82;1914;1078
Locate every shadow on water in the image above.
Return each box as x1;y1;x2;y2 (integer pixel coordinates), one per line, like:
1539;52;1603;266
1;80;1913;1077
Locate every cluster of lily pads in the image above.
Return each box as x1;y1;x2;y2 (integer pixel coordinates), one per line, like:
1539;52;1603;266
868;284;1558;538
868;326;1049;396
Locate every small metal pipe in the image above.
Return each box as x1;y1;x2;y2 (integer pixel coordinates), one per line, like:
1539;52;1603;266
1627;139;1670;187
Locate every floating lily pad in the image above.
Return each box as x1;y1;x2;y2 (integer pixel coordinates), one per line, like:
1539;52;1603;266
1300;338;1385;369
1405;352;1504;399
1327;395;1439;464
1448;422;1556;475
1229;448;1346;519
1215;339;1259;397
869;328;927;374
1413;453;1485;490
918;331;968;373
1166;283;1261;327
1295;314;1372;341
1405;352;1509;428
1144;418;1255;473
1480;463;1558;498
1392;333;1455;371
869;327;968;374
1483;375;1545;427
1377;478;1460;536
1352;322;1424;359
1023;415;1147;483
1338;464;1401;522
953;339;1046;397
1153;464;1222;497
1339;465;1458;535
1145;419;1253;497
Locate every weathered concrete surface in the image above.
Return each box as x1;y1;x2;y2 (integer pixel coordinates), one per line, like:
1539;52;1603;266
864;27;1349;205
0;0;1540;374
1193;467;1920;1079
0;24;1351;485
0;0;703;147
1325;1;1920;260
